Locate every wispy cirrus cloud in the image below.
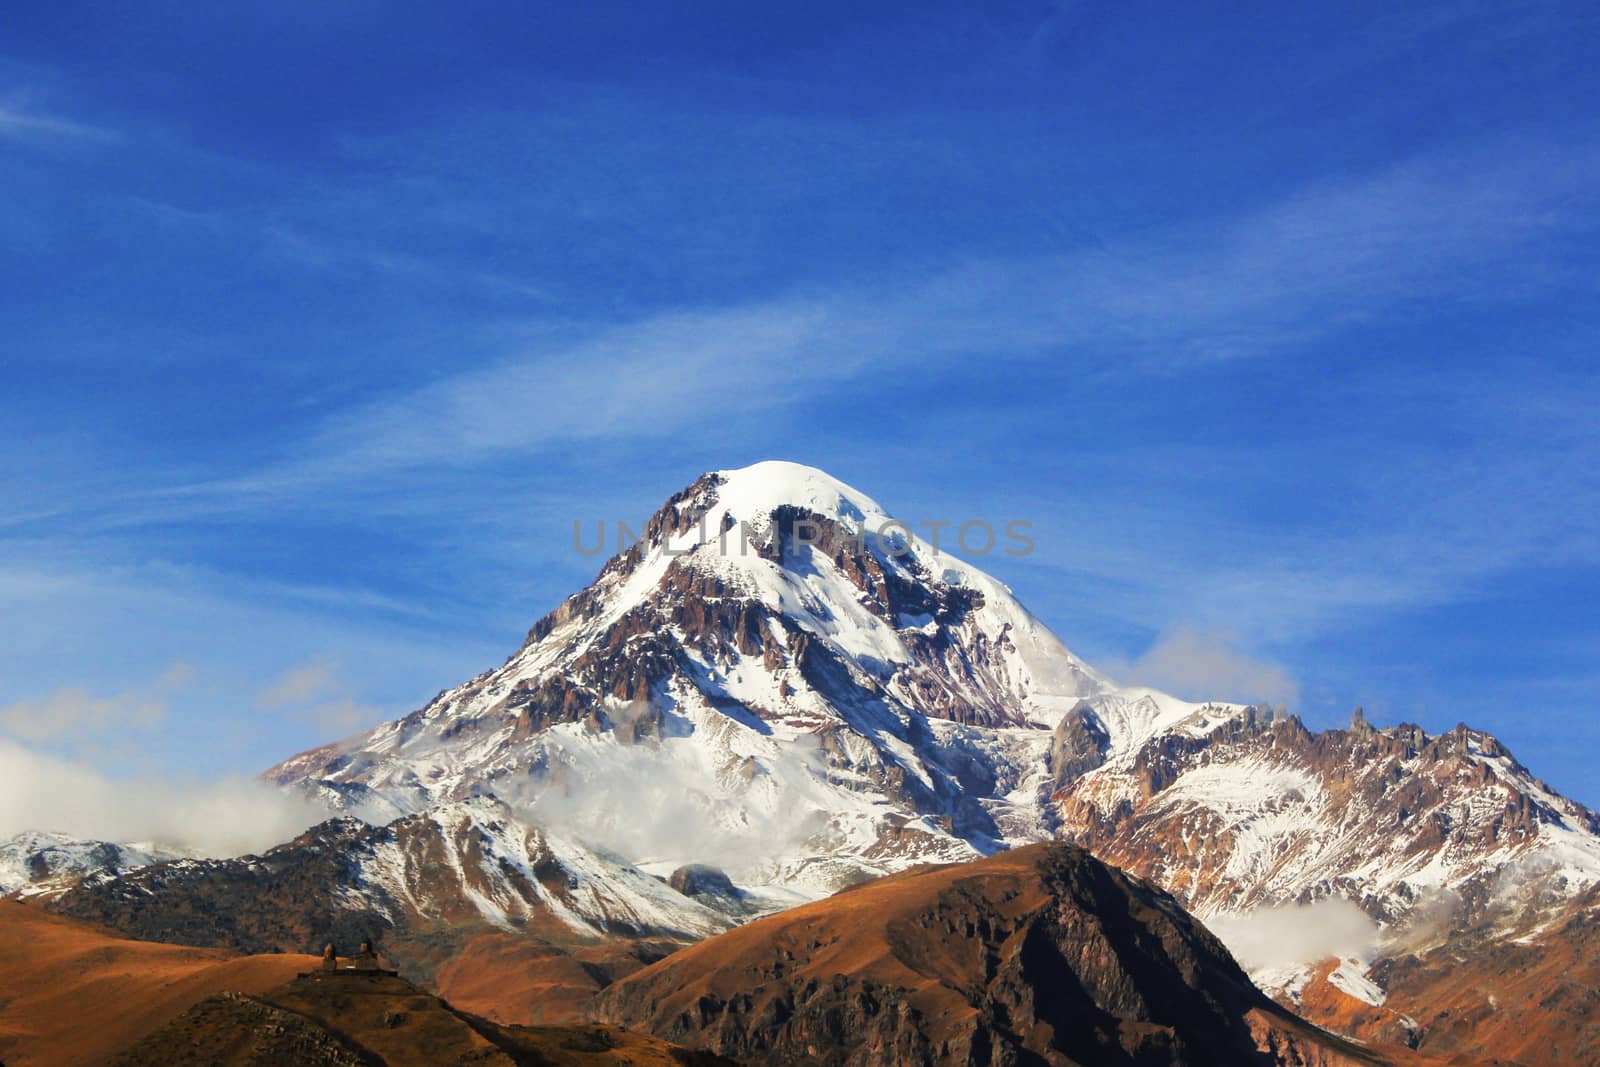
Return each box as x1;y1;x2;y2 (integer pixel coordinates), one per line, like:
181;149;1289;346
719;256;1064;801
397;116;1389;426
11;134;1594;680
0;99;116;143
257;655;387;737
257;655;343;708
125;133;1593;504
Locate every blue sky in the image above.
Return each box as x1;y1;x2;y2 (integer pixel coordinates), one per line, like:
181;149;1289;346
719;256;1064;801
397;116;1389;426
2;3;1598;805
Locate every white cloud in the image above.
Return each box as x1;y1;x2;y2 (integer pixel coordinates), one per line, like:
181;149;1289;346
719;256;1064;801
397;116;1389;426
0;739;326;857
0;661;334;855
1207;898;1380;976
0;663;194;744
238;302;841;492
0;101;115;143
295;697;387;736
1103;627;1298;707
111;135;1593;505
498;727;834;877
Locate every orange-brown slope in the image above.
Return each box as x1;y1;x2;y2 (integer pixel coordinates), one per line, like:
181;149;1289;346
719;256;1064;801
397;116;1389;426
597;843;1439;1067
0;900;317;1067
1290;960;1428;1053
1290;886;1600;1067
113;970;741;1067
431;930;677;1025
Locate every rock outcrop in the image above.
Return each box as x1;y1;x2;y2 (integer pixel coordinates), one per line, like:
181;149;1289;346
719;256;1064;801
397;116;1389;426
598;843;1427;1066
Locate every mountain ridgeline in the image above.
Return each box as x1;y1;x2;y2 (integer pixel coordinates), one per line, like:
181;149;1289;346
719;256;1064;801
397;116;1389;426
21;461;1600;1064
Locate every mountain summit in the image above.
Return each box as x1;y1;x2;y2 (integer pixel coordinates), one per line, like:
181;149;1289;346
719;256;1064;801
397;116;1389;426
265;461;1227;893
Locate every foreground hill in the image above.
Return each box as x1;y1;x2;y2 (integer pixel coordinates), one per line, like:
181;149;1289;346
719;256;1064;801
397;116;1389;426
596;842;1444;1067
0;900;732;1066
18;840;1471;1067
0;901;316;1066
112;971;738;1067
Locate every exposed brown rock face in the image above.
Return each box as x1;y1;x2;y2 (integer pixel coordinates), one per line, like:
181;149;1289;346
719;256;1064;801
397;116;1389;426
1291;884;1600;1066
667;865;737;902
109;971;740;1067
597;844;1420;1067
1054;713;1596;922
1048;701;1111;791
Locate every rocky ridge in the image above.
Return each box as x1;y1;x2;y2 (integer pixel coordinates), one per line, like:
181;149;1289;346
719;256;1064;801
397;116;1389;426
48;797;732;983
596;842;1446;1067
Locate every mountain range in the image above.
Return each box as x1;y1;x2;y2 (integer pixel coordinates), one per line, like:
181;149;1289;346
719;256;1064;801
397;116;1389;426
6;461;1597;1064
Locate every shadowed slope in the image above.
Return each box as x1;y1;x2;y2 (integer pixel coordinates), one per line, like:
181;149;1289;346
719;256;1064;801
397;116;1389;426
597;843;1443;1066
113;970;739;1067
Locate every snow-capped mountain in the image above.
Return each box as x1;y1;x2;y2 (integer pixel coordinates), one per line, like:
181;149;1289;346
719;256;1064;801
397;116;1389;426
253;460;1600;1035
265;461;1224;895
265;462;1600;925
0;831;182;898
1052;706;1600;926
1047;701;1600;1029
51;796;731;959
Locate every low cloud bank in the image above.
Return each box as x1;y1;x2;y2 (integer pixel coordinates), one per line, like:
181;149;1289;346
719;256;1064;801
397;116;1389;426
493;718;834;877
1206;897;1380;975
0;740;328;858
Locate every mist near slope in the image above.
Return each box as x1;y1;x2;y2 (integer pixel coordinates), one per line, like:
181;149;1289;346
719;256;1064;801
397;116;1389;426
0;739;328;858
489;721;838;879
1206;898;1381;975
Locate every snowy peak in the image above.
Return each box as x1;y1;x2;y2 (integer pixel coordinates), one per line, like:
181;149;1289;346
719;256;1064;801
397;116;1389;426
0;832;182;899
264;462;1143;890
49;797;733;957
710;459;891;531
1045;710;1600;1046
1055;710;1600;933
543;460;1109;722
